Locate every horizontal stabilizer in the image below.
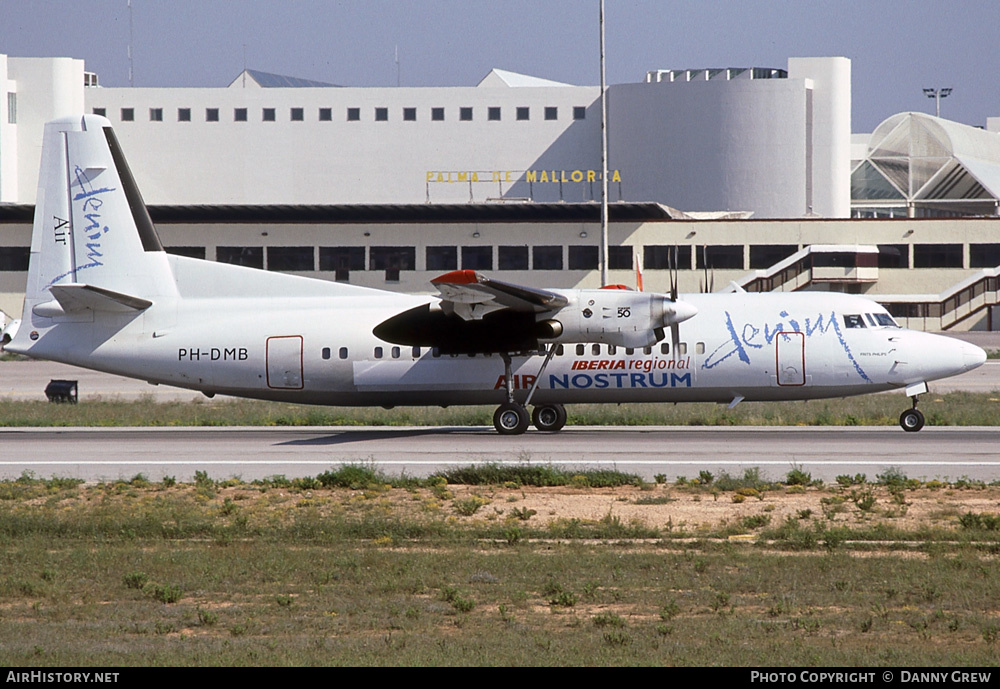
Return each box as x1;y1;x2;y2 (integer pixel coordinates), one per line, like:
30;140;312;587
33;284;153;317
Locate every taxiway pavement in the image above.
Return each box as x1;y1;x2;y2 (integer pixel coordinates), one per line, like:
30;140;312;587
2;426;999;483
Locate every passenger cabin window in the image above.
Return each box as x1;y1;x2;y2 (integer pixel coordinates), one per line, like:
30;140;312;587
412;347;421;358
322;348;331;360
591;344;601;356
339;347;348;359
843;314;866;328
391;347;400;359
676;343;688;356
374;347;383;359
660;343;670;355
576;344;585;356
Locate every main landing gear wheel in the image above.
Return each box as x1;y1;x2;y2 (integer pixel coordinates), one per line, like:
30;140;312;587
899;408;925;432
532;404;567;432
494;402;530;435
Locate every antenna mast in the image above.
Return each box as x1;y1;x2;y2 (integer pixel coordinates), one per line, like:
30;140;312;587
599;0;609;287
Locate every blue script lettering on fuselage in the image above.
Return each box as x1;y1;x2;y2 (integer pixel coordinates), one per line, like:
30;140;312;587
47;166;115;287
549;372;693;390
703;310;871;383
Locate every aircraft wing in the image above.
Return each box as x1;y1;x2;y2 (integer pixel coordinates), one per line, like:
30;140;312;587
431;270;569;320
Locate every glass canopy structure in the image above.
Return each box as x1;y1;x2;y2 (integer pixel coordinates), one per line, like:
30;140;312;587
852;112;1000;218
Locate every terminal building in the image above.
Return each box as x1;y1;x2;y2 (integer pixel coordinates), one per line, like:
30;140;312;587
1;53;999;330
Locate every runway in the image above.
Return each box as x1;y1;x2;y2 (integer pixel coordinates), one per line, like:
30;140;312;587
2;426;999;483
3;350;1000;484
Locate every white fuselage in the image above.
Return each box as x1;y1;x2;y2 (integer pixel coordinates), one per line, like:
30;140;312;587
13;256;984;409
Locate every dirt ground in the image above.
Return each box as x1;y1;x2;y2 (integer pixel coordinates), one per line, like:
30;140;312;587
214;480;1000;537
437;483;1000;534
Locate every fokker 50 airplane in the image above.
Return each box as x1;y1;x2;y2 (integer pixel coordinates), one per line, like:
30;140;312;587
1;116;988;434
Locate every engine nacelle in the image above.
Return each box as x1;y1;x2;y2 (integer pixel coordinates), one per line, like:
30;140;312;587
543;290;696;349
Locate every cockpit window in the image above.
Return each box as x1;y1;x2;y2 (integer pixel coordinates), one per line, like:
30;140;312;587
873;313;899;327
865;313;877;327
843;314;866;329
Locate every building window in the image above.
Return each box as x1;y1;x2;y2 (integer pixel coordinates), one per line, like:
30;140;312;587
573;106;586;120
216;246;263;268
610;245;633;270
370;246;415;271
177;108;191;122
462;246;493;270
544;106;557;121
234;108;248;122
262;108;276;122
319;107;332;121
569;245;598;270
460;107;473;121
498;246;528;270
877;244;908;268
426;246;457;271
7;93;16;123
914;244;962;268
164;246;206;260
267;246;315;271
121;108;134;122
697;245;744;270
488;106;501;121
431;107;445;121
149;108;163;122
533;246;563;270
320;247;365;271
970;244;1000;268
748;244;796;269
516;106;529;121
645;246;692;270
206;108;219;122
347;107;360;121
375;107;388;121
290;107;304;121
403;107;416;121
0;247;30;271
92;107;106;117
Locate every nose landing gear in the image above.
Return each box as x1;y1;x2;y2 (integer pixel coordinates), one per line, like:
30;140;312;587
899;397;925;432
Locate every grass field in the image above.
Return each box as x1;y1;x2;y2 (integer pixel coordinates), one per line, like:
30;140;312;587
2;390;1000;427
4;468;1000;666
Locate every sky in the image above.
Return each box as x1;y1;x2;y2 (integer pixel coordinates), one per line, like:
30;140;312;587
1;0;997;133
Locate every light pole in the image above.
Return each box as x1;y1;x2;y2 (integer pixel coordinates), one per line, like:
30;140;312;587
923;88;952;118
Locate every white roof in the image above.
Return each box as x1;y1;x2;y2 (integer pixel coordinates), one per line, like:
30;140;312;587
476;68;572;88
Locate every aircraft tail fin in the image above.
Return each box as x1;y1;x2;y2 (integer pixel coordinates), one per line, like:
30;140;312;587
20;115;176;321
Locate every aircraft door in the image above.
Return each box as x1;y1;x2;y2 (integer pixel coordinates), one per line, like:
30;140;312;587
266;335;304;389
775;331;805;386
